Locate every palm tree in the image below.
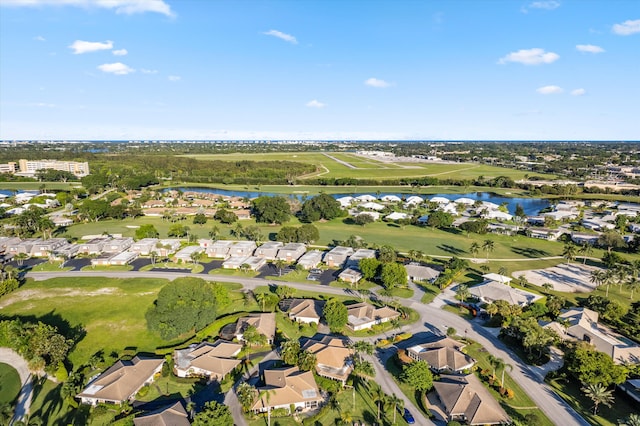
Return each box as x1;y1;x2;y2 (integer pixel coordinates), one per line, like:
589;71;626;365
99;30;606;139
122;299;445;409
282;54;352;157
626;275;640;300
487;355;505;381
386;393;404;424
578;243;592;264
259;388;275;426
255;292;268;312
498;266;508;277
208;225;220;240
541;282;553;294
371;384;386;421
620;413;640;426
339;411;353;425
236;382;257;412
482;239;495;260
455;284;470;301
352;341;374;362
562;243;577;265
590;269;606;295
581;383;614;415
485;302;498;318
274;259;287;277
500;362;513;390
469;242;480;258
15;252;28;267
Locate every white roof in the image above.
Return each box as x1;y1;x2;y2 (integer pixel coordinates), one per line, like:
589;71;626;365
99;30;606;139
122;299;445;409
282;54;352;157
430;196;450;204
482;273;512;284
381;195;402;202
454;197;475;205
385;212;410;221
405;195;424;204
483;210;513;221
359;202;385;211
355;194;377;202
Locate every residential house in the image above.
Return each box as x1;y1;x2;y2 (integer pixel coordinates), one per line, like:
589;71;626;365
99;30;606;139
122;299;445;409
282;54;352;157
346;302;400;331
235;313;276;345
354;211;381;221
77;356;164;406
78;238;110;255
90;254;113;266
173;340;242;380
51;243;79;260
358;201;385;211
323;246;354;268
336;196;354;208
109;251;139;266
430;374;510;425
234;209;252;220
276;243;307;262
156;239;181;257
487;223;519;236
297;250;323;269
338;268;362;284
251;366;323;414
385;212;411;221
6;238;39;255
346;248;376;268
570;232;600;245
405;263;440;283
52;216;73;227
407;337;475;373
174;245;204;263
255;241;283;260
230;241;257;257
134;402;190;426
481;210;513;221
103;237;134;253
206;240;235;259
527;227;564;241
381;195;402;203
469;280;541;307
130;238;160;255
0;237;21;254
354;195;377;203
222;256;266;270
30;238;67;257
542;308;640;364
405;195;424;206
286;299;325;324
302;336;354;384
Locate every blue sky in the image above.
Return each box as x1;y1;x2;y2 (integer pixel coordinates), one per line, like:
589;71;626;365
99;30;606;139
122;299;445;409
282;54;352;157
0;0;638;141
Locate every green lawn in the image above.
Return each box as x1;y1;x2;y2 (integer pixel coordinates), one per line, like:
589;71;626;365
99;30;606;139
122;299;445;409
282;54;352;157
275;312;317;341
28;377;91;426
0;362;21;405
31;261;74;272
0;181;80;191
135;375;205;403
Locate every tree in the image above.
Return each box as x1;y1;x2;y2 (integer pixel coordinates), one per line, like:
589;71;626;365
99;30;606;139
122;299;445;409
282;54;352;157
562;243;577;265
236;382;257;412
500;362;513;390
469;242;480;257
255;292;270;312
581;383;614;415
167;223;188;237
280;340;301;366
274;285;295;300
620;413;640;426
299;194;345;222
565;343;628;386
359;258;380;281
298;350;317;371
274;259;287;277
214;208;237;224
578;243;593;264
487;355;504;380
352;341;375;362
323;298;348;332
598;230;626;253
378;245;397;263
380;262;407;289
242;325;267;348
371;384;386;421
400;360;433;392
193;213;208;225
354;213;375;226
482;239;495;260
208;225;220;240
276;226;298;243
135;224;159;239
455;284;470;301
426;211;453;229
193;401;233;426
297;224;320;244
146;278;221;340
252;196;291;224
515;203;526;219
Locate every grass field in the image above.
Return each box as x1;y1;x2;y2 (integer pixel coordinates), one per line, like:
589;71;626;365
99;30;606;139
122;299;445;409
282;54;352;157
181;151;556;181
0;362;21;405
0;181;81;191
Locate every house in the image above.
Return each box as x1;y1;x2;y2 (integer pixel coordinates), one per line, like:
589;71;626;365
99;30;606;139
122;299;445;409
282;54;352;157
297;250;323;269
78;238;109;255
134;401;190;426
542;308;640;364
481;273;511;285
234;209;252;220
174;245;204;263
323;246;354;268
347;248;376;268
90;254;113;266
405;195;425;206
385;212;411;221
469;280;541;307
286;299;326;324
51;243;79;260
359;201;385;211
235;313;276;345
454;197;475;206
109;250;139;266
338;268;362;284
0;237;21;254
336;196;354;208
29;238;67;257
354;194;377;203
230;241;257;257
405;263;440;283
354;211;380;221
130;238;160;255
52;216;73;227
346;302;400;331
156;239;181;257
619;379;640;405
570;232;600;245
6;238;40;255
103;237;134;253
527;227;564;241
407;337;475;373
206;240;235;259
582;218;615;232
77;356;164;406
302;336;354;384
255;241;283;260
276;243;307;262
173;340;242;380
381;195;402;203
251;366;323;414
430;374;510;425
222;256;266;270
430;196;450;205
543;210;579;221
481;210;513;221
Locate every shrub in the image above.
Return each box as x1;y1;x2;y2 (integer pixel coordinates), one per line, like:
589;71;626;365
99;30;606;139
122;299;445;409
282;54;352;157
137;385;150;397
506;388;515;399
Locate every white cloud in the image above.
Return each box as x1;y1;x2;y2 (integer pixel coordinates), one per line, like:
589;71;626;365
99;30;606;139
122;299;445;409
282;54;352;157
576;44;604;53
365;77;391;88
1;0;174;17
97;62;134;75
612;19;640;36
112;48;128;56
29;102;56;108
571;88;587;96
168;75;181;81
528;1;560;10
498;48;559;65
140;68;158;74
306;100;326;108
69;40;113;54
263;29;298;44
33;35;45;41
536;85;564;95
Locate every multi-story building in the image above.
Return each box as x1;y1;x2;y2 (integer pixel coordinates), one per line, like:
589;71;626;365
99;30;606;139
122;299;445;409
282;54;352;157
17;159;90;177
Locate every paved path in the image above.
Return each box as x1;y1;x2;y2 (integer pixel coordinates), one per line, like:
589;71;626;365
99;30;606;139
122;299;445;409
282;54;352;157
322;153;357;169
0;348;33;425
23;270;589;426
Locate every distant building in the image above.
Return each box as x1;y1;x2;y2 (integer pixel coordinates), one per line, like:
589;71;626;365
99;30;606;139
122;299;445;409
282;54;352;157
17;159;90;177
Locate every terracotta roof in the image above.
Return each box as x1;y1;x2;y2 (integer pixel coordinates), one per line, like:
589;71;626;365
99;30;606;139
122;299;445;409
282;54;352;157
302;336;354;381
134;401;190;426
252;366;323;410
433;374;510;425
288;299;325;322
77;356;164;403
174;340;242;379
237;313;276;342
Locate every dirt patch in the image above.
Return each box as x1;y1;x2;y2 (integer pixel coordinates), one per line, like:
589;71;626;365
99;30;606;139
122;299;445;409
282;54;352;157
0;287;121;309
513;263;602;293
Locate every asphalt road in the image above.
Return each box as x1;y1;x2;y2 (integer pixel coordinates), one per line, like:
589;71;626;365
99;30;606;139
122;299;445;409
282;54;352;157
24;270;589;426
0;348;34;425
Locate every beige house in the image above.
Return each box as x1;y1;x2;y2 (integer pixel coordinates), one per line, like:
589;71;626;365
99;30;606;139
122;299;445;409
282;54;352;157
469;279;542;307
134;401;190;426
338;268;362;284
287;299;325;324
235;313;276;345
297;250;324;270
542;308;640;364
276;243;307;262
431;374;510;425
407;337;475;373
173;340;242;380
323;246;354;268
255;241;284;260
77;356;164;406
346;302;400;331
302;336;354;384
251;366;323;414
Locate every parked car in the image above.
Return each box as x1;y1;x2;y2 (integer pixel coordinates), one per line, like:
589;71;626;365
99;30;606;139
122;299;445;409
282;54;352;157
403;408;415;424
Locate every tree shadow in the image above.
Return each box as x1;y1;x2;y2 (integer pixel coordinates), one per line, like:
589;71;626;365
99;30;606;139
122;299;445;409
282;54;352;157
437;245;465;256
510;247;549;258
2;311;86;351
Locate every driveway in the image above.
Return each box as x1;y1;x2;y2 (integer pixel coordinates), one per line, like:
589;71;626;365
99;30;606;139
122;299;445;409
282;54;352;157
0;348;33;425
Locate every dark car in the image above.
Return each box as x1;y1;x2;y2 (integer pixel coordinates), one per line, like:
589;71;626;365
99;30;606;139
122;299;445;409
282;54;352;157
403;408;415;424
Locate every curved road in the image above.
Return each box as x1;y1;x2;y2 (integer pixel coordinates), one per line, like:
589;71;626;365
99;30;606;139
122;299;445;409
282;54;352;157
0;348;33;425
24;270;588;426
